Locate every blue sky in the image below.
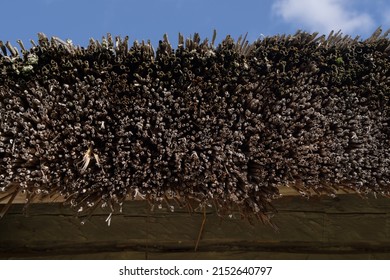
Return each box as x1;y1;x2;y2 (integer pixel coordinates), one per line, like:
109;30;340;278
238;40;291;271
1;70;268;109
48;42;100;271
1;0;389;49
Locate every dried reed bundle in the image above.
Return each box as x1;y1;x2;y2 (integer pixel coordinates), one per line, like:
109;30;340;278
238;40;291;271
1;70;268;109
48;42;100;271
1;28;389;223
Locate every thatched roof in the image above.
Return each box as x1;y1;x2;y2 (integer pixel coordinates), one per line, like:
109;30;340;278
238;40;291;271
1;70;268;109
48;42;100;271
1;29;389;223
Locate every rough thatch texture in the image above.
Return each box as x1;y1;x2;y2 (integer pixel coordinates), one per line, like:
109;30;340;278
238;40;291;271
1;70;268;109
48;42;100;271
0;29;389;222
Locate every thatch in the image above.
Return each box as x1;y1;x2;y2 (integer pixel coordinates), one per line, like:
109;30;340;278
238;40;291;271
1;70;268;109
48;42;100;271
0;28;389;222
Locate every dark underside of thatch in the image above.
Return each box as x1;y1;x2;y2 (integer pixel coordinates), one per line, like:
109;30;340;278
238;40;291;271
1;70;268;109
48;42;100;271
0;29;390;222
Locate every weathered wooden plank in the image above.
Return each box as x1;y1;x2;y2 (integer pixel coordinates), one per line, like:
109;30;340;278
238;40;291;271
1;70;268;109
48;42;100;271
7;251;390;260
1;195;390;259
274;194;390;213
0;185;350;204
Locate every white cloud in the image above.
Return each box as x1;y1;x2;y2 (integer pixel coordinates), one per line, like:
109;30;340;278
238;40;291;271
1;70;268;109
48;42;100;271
272;0;375;35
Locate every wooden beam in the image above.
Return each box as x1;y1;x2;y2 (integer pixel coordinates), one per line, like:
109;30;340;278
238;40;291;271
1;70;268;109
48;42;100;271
1;185;350;204
0;194;389;259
